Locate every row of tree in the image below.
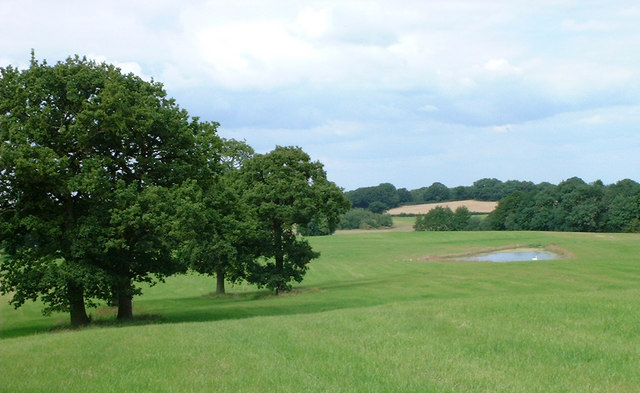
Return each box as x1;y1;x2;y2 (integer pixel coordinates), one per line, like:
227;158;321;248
0;55;349;327
345;183;411;212
411;179;538;204
345;179;541;212
412;177;640;233
488;177;640;233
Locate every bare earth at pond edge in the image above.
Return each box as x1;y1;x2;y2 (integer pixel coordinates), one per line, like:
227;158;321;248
416;244;574;262
387;200;498;215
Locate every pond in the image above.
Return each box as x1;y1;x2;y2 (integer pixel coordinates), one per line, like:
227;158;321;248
457;250;559;263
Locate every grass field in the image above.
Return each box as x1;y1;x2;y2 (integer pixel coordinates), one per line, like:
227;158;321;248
1;230;639;392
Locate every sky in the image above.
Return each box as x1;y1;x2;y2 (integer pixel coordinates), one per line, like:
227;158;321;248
2;0;639;191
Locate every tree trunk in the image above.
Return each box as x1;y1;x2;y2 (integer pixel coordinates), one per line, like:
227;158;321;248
64;200;90;327
115;276;133;320
116;292;133;320
68;282;90;327
216;267;226;294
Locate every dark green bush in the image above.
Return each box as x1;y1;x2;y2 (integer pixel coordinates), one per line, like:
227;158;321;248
414;206;472;231
338;208;393;230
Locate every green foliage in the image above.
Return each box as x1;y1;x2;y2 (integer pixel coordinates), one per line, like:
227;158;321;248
414;206;455;231
173;180;254;292
297;215;334;236
0;54;221;324
412;179;520;203
338;208;393;229
298;178;352;236
237;146;349;292
470;178;507;201
412;182;451;202
488;191;527;230
345;182;402;210
396;187;413;204
465;215;492;231
173;139;256;294
451;185;470;200
0;55;114;325
414;206;472;231
605;194;640;232
367;201;388;214
104;183;186;300
351;179;549;208
452;206;471;230
489;177;640;232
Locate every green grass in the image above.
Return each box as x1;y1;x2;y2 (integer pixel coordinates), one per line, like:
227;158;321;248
392;215;415;231
1;231;640;392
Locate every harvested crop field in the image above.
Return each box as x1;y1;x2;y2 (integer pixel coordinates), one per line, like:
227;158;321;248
387;199;497;215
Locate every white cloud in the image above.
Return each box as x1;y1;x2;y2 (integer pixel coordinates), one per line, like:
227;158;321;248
114;62;147;78
2;0;640;189
484;58;522;75
167;1;523;92
294;8;330;38
561;19;613;32
87;55;150;80
195;21;317;89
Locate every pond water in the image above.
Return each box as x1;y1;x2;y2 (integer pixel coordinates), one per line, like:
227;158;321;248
457;250;559;263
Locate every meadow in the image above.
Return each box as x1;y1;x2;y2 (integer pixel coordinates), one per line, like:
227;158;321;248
1;228;639;392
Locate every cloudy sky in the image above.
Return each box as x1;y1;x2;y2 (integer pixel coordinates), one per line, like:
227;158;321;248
2;1;639;190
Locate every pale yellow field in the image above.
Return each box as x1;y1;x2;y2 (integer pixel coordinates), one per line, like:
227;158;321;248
387;200;497;215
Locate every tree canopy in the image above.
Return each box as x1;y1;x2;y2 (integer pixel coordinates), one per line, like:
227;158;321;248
1;56;350;326
345;178;543;211
173;138;256;294
488;177;640;232
345;183;400;211
237;146;350;293
414;206;471;231
0;54;221;325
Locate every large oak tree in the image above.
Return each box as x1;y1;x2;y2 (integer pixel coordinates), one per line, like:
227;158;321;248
0;54;220;325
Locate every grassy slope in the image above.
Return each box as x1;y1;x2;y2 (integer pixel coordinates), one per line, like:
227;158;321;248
1;231;639;392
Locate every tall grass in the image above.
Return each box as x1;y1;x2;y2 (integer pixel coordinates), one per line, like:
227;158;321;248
1;231;639;392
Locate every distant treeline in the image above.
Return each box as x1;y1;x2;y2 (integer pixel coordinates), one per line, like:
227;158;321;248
488;177;640;233
345;178;542;212
346;177;640;233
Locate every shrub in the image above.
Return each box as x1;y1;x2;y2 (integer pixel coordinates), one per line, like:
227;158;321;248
338;208;393;230
414;206;454;231
414;206;471;231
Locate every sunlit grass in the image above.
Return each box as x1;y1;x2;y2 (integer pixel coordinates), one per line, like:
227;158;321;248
1;231;639;392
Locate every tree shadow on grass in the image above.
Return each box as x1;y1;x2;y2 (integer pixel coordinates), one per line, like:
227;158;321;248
136;278;397;324
1;278;410;339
